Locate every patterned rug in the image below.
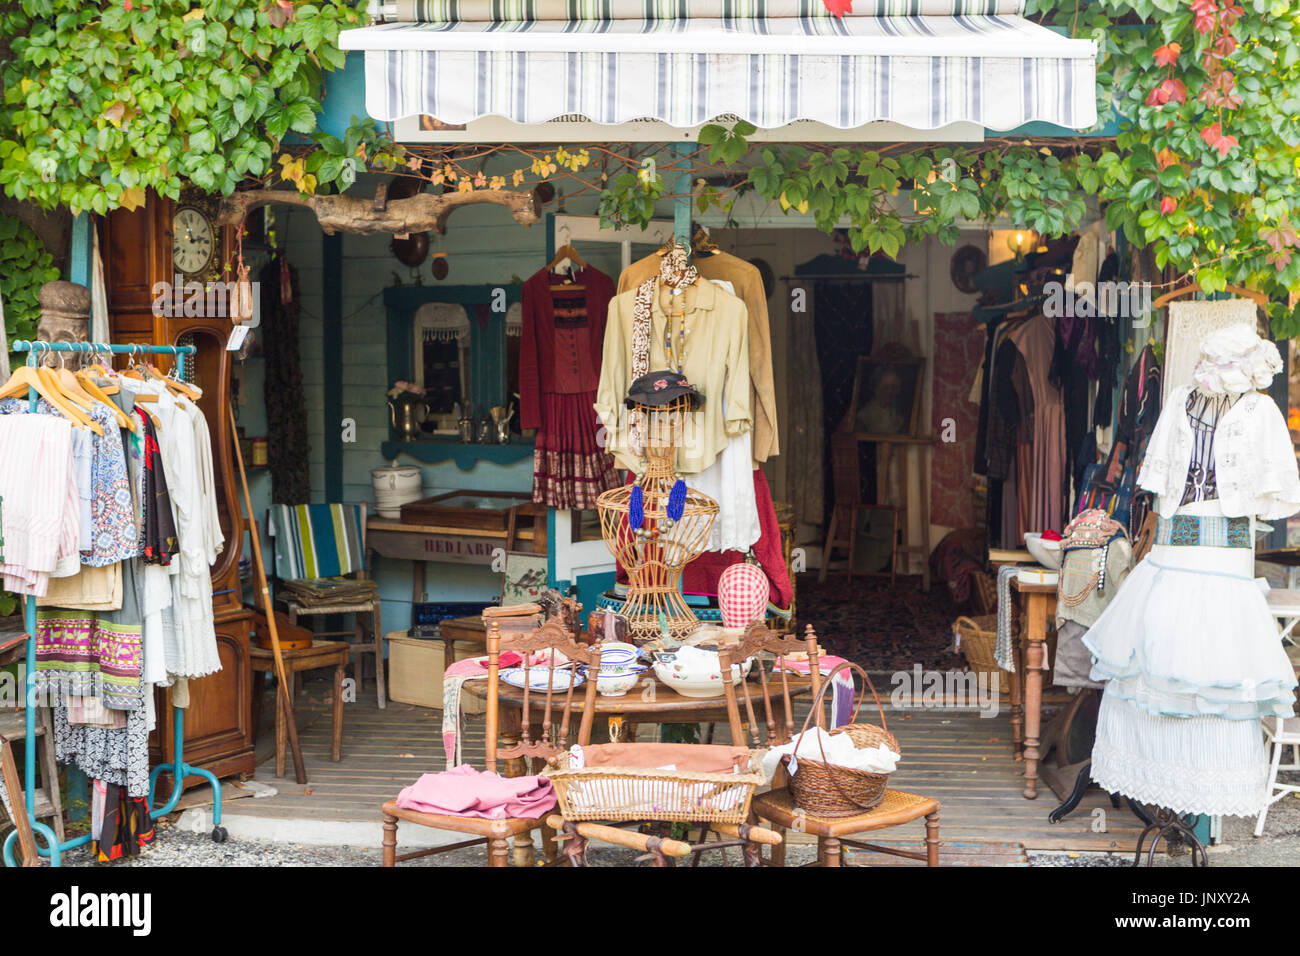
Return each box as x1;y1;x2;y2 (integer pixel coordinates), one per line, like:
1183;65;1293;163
794;573;966;673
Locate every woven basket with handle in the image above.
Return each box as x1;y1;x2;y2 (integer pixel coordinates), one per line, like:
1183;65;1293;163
785;661;898;817
952;614;1009;694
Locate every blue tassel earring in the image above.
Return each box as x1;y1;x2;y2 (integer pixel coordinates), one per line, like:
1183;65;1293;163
666;479;687;522
629;485;645;532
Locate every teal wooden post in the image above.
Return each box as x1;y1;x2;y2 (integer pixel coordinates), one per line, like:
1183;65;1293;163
673;142;693;244
65;213;93;821
323;233;343;502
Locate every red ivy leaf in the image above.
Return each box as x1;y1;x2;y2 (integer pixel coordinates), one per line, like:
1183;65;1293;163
1199;122;1239;158
1219;2;1244;29
1160;196;1177;215
1214;33;1238;57
1153;43;1181;67
822;0;853;15
1191;0;1218;33
1146;78;1187;107
1155;147;1179;170
1266;248;1293;272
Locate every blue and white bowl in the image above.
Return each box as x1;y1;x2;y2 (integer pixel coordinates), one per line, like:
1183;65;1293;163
597;642;640;673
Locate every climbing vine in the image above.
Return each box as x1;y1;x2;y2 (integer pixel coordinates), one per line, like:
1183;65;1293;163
7;0;1300;332
709;0;1300;333
0;0;369;210
0;212;58;360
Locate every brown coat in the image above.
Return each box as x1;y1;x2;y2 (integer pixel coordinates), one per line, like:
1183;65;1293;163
618;250;779;464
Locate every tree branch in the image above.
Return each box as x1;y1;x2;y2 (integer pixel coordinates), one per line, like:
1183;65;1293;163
216;187;542;234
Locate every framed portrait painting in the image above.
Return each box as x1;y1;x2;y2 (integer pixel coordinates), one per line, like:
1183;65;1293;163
848;353;925;438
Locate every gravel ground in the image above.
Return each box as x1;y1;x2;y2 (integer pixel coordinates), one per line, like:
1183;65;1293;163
39;776;1297;867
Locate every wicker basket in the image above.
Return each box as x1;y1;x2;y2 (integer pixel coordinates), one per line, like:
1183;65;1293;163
544;752;764;825
785;662;898;817
952;614;1008;692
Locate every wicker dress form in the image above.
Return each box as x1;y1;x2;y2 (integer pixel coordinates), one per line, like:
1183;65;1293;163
597;397;719;640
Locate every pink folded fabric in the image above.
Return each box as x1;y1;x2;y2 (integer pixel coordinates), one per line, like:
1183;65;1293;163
395;764;557;820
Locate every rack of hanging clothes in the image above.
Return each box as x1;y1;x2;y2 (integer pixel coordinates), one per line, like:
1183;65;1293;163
971;233;1130;547
0;340;228;868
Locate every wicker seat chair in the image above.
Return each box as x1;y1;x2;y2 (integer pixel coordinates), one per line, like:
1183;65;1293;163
379;606;596;866
719;624;942;867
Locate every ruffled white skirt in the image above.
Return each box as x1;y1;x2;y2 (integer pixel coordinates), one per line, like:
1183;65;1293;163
1082;501;1296;816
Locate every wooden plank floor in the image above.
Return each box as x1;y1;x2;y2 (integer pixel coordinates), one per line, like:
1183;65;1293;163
235;675;1145;853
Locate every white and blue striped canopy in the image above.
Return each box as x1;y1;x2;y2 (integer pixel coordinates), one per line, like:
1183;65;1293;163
340;0;1098;132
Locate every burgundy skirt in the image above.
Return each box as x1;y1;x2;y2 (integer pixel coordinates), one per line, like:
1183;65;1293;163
533;391;621;510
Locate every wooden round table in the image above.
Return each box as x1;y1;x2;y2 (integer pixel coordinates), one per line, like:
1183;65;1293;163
462;671;814;747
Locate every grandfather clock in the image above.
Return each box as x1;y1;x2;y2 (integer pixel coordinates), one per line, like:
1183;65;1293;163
101;190;257;790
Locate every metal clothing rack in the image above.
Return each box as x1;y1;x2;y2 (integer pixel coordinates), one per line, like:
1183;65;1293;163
1;340;226;868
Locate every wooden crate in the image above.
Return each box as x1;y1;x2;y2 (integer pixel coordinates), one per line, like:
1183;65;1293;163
388;634;487;712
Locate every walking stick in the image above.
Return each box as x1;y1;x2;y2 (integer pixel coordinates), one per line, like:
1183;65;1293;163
229;404;307;784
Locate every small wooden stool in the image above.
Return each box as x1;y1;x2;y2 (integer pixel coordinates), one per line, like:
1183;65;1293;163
251;640;351;778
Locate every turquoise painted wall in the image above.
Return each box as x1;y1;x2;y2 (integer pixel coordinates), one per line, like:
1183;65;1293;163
270;173;660;633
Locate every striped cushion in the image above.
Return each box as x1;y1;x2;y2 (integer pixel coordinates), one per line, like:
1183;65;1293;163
270;504;367;581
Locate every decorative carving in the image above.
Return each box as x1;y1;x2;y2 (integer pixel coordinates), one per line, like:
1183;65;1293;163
35;279;91;364
215;187;542;235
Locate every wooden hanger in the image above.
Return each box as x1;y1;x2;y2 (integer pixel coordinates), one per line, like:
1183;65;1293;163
1154;280;1269;310
39;366;96;414
0;366;102;434
690;224;720;256
71;369;135;432
144;361;202;401
548;243;588;292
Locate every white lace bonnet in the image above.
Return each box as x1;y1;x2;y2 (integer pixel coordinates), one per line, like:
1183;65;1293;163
1192;325;1282;395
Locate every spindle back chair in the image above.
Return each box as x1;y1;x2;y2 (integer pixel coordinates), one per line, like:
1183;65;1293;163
483;608;600;774
380;606;599;867
716;622;823;749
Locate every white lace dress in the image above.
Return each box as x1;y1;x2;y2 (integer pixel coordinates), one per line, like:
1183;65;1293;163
1083;391;1300;816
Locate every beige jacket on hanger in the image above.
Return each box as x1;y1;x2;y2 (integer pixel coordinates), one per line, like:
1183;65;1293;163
618;250;779;464
596;277;751;476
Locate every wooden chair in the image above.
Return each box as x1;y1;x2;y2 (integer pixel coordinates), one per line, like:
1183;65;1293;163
269;503;386;709
723;623;942;867
381;606;604;867
819;432;901;585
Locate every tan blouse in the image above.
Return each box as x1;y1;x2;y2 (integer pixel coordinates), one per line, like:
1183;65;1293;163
595;277;751;475
618;250;779;464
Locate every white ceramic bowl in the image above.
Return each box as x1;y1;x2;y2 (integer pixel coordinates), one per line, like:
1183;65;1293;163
594;667;644;697
651;653;753;699
1024;532;1062;570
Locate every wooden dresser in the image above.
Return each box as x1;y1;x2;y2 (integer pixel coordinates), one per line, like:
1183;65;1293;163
102;193;256;791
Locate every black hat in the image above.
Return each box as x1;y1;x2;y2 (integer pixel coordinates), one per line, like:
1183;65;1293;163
624;370;703;410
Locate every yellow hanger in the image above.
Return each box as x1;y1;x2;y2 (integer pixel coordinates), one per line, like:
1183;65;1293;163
72;369;135;433
0;366;103;435
39;366;96;414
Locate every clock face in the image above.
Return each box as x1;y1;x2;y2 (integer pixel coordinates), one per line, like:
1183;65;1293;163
173;206;214;275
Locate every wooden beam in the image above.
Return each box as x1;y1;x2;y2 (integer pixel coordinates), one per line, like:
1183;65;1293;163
216;188;542;235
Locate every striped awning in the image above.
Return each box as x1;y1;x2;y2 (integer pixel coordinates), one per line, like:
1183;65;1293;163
340;0;1098;132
